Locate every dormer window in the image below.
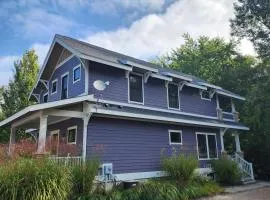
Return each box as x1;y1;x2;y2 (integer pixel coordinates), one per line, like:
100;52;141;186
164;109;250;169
73;65;81;83
51;79;57;94
43;93;48;103
128;73;144;104
201;90;211;101
167;83;180;109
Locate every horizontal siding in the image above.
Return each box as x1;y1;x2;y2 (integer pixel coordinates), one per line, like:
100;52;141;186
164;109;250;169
87;117;221;174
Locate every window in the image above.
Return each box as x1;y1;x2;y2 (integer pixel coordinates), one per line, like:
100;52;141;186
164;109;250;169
169;130;182;145
61;73;68;100
196;133;218;160
167;83;179;109
219;96;232;112
67;126;77;144
43;93;48;103
73;65;81;83
201;90;211;101
51;79;57;94
129;73;143;103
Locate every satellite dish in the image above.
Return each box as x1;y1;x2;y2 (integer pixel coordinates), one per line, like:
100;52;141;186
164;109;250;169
93;80;110;91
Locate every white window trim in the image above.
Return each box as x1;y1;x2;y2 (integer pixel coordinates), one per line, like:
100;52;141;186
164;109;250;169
51;79;58;95
200;90;211;101
43;92;48;103
67;125;77;144
128;72;144;105
61;72;69;99
73;64;81;84
167;82;180;110
196;132;218;161
169;130;182;145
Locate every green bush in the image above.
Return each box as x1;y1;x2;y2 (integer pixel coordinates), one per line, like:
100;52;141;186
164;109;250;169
71;157;100;198
211;155;242;185
161;153;198;185
0;158;71;200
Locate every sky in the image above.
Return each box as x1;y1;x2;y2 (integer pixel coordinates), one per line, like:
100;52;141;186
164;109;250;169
0;0;256;86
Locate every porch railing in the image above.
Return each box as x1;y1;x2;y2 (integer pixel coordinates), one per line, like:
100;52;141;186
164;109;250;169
230;153;254;181
49;155;83;166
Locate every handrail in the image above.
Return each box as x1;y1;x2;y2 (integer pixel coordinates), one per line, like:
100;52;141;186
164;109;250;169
49;155;83;166
232;153;254;181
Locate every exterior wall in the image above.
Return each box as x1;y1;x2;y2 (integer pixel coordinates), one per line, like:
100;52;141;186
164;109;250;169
86;117;221;174
47;118;83;156
47;56;85;102
88;61;217;117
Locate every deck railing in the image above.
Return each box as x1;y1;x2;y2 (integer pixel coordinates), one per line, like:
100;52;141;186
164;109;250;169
49;155;83;166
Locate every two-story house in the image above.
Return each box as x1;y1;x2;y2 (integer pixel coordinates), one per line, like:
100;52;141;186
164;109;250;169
0;35;253;182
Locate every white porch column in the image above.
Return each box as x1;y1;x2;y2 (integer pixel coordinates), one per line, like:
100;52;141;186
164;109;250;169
220;129;226;153
8;127;16;155
82;102;92;161
234;133;241;153
37;114;48;153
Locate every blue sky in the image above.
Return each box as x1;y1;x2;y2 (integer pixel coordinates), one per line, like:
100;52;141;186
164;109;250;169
0;0;255;86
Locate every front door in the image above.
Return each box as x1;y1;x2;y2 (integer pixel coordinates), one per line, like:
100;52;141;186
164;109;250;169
50;130;59;156
61;74;68;99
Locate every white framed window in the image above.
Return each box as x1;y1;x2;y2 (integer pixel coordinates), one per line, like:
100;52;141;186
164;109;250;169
67;126;77;144
200;90;211;101
169;130;182;145
196;132;218;160
51;79;58;94
128;73;144;104
61;72;69;100
43;92;48;103
73;64;81;83
167;83;180;110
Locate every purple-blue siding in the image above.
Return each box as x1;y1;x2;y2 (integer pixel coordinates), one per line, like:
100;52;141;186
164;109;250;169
48;56;85;102
47;118;83;155
88;61;217;117
87;117;221;174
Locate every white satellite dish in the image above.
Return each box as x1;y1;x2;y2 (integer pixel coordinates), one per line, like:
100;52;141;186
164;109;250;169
93;80;110;91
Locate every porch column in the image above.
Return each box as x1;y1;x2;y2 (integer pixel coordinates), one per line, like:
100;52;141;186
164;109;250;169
37;114;48;153
220;129;226;153
82;102;92;161
234;133;241;153
8;127;16;155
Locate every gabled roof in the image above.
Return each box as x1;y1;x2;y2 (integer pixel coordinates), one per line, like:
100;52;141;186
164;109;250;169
31;34;246;101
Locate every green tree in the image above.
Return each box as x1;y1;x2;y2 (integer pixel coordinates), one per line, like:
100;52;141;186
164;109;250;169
231;0;270;58
0;50;39;142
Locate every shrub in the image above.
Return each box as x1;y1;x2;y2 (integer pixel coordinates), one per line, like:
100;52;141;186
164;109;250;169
0;158;71;200
211;155;242;185
71;157;100;198
161;153;198;185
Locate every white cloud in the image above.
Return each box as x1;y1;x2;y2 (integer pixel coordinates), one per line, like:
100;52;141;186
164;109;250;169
84;0;255;59
0;56;20;86
31;43;50;66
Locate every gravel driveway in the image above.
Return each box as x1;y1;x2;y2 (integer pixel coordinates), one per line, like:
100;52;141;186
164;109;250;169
200;187;270;200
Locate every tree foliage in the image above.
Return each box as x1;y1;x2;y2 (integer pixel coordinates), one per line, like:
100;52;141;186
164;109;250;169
0;50;39;142
231;0;270;58
156;35;270;179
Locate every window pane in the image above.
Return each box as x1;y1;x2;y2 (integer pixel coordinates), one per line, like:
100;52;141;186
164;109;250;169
43;94;48;103
197;134;208;159
68;129;76;143
129;74;143;102
168;84;179;108
219;96;231;112
208;135;217;158
170;132;181;144
74;67;81;82
201;91;210;100
52;81;57;93
61;75;68;99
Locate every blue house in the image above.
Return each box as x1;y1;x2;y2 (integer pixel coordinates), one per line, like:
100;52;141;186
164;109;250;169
0;35;254;182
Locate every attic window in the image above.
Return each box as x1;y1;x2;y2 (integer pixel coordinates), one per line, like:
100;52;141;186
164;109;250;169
201;90;211;101
43;93;48;103
51;79;57;94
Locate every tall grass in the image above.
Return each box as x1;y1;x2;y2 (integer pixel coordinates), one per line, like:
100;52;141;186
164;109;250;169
0;158;72;200
161;153;198;185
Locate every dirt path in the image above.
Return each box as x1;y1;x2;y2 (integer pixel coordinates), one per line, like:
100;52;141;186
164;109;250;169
200;187;270;200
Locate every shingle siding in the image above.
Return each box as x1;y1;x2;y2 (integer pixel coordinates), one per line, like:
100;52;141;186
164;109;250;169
86;117;221;174
48;56;85;102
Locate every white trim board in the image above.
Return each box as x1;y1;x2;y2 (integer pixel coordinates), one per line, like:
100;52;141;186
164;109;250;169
91;107;249;130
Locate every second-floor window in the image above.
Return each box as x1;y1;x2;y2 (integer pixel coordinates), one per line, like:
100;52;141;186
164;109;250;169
61;73;68;100
51;79;57;94
167;83;179;109
129;73;143;104
43;93;48;103
73;65;81;83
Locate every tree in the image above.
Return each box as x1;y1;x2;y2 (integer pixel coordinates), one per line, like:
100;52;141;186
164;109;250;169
0;50;39;142
156;35;270;179
231;0;270;59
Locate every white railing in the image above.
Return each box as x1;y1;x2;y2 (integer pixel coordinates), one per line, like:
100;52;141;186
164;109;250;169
231;153;254;181
50;155;83;166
